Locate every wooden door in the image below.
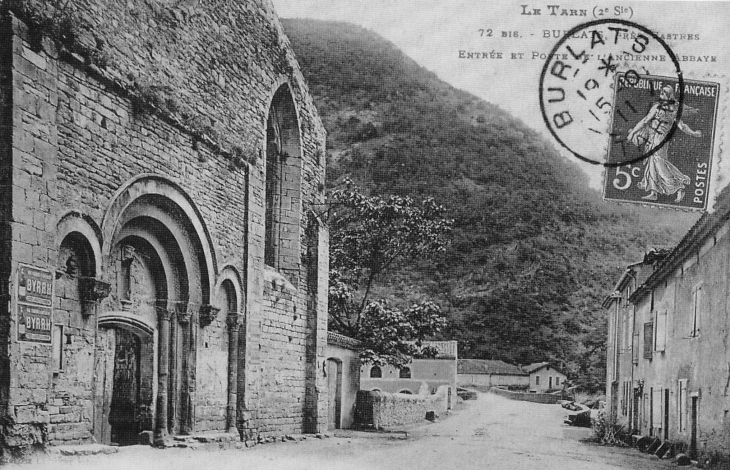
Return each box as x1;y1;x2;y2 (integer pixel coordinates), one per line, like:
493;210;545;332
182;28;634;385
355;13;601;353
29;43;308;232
109;329;141;445
327;359;342;430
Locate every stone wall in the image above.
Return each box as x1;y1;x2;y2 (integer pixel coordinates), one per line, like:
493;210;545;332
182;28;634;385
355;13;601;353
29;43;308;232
490;387;561;404
0;0;327;458
355;387;450;429
458;373;530;389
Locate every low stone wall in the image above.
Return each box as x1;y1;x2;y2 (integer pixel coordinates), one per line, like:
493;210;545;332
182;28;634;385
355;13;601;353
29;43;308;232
355;386;450;429
490;387;560;404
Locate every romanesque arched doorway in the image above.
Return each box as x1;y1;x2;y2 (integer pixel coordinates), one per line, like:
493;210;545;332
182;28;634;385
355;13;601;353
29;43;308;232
97;176;217;444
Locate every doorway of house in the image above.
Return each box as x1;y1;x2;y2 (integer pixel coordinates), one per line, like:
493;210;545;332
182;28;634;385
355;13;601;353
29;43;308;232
690;396;699;458
664;389;670;440
109;328;141;446
327;359;342;430
632;390;640;432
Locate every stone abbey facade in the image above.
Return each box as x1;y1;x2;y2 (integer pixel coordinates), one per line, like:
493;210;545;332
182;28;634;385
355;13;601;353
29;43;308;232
0;0;328;458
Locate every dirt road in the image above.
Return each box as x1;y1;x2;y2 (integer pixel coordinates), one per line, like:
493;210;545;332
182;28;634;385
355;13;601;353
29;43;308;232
9;392;675;470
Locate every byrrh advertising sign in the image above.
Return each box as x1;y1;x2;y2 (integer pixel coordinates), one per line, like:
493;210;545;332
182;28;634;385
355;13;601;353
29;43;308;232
17;264;53;344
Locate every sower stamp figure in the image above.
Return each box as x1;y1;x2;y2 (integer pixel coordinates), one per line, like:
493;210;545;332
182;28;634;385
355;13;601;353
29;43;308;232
628;85;702;202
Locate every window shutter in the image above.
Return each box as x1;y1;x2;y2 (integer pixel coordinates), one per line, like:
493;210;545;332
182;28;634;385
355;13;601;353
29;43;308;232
655;311;666;352
691;286;703;337
644;322;653;359
678;380;688;432
695;287;702;336
652;387;663;430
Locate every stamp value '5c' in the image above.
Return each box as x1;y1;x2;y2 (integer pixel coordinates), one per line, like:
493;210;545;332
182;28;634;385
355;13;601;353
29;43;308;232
604;74;720;210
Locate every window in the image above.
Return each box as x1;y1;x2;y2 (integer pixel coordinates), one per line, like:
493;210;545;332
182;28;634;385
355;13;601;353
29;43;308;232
555;377;560;386
370;366;382;378
691;285;702;337
678;380;688;432
549;377;553;389
654;310;667;352
264;85;302;270
535;375;540;386
399;367;411;379
643;322;654;359
264;108;281;267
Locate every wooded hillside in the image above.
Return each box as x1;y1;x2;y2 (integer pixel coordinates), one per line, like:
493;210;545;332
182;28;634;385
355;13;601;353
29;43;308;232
282;19;697;391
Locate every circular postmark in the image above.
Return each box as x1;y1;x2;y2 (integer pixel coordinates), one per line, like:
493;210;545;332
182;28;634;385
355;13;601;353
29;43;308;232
539;19;684;167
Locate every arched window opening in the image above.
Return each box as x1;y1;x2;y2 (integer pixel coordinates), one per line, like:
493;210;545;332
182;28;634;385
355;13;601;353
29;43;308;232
264;108;281;267
264;85;301;270
370;366;382;378
399;367;412;379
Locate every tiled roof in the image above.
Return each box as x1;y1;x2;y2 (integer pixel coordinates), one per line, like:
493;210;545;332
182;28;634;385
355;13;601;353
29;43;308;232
457;359;527;376
631;186;730;303
327;332;360;350
522;362;550;373
522;362;567;376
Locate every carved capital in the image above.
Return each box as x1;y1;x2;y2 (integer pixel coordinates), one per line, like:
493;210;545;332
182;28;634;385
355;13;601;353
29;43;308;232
178;310;193;324
79;277;112;303
226;314;242;330
158;309;174;322
198;304;221;328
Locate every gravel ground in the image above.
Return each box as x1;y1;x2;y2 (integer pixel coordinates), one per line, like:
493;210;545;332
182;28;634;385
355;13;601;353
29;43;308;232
6;392;677;470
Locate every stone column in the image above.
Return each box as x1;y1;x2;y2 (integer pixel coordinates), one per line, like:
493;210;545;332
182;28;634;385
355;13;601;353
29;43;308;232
226;313;241;434
154;308;173;446
178;307;193;435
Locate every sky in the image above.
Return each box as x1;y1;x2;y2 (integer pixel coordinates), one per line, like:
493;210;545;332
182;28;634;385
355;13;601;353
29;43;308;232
272;0;730;208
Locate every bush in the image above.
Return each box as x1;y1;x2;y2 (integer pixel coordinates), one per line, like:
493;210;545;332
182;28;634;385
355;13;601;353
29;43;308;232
591;409;631;446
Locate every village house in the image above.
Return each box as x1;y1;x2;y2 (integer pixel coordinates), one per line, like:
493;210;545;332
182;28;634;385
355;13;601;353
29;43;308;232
360;341;457;401
0;0;329;459
604;189;730;460
522;362;567;393
457;359;529;389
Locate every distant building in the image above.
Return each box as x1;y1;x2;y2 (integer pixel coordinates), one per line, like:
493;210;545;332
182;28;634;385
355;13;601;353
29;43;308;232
522;362;567;393
605;190;730;460
457;359;529;389
360;341;457;407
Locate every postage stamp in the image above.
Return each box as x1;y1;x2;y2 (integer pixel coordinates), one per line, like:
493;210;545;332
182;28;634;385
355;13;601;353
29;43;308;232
603;74;720;210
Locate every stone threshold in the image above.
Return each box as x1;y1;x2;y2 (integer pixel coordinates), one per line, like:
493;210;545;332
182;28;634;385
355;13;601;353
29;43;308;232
51;443;119;457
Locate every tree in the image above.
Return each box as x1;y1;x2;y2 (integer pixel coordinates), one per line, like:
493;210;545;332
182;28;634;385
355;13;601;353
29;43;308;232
327;179;452;367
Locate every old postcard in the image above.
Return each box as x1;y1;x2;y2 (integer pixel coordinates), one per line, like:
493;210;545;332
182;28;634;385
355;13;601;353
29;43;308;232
3;0;730;468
